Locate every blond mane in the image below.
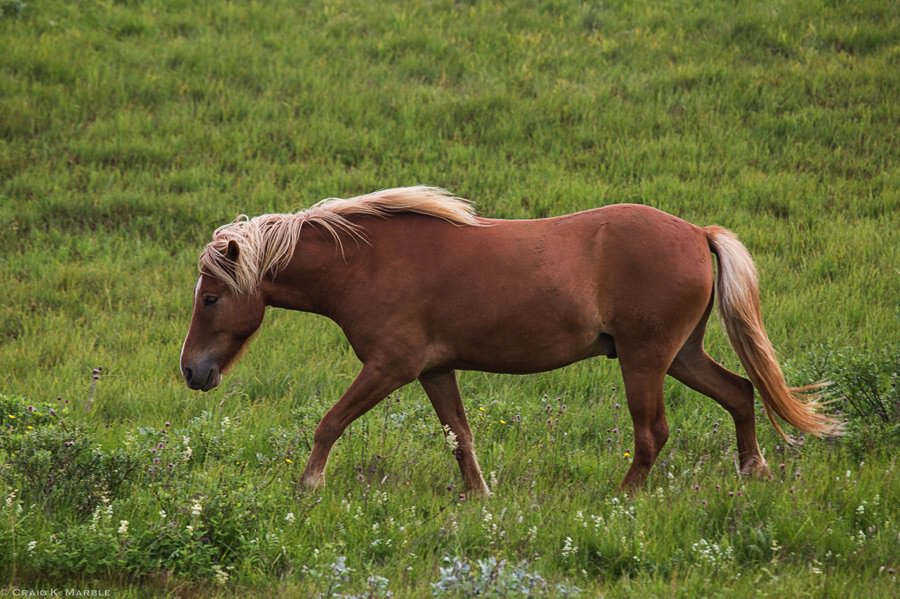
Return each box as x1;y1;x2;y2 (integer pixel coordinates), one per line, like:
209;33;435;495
198;186;481;295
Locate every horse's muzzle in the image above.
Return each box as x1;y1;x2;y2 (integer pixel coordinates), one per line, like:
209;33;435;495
183;363;221;392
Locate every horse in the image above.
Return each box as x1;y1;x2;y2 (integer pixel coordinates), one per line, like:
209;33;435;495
180;186;842;496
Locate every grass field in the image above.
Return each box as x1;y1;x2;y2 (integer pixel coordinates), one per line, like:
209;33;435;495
1;0;898;596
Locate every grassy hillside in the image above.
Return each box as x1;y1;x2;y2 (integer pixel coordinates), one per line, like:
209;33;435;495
1;0;897;596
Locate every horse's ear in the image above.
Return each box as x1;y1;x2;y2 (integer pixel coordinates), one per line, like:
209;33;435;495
225;239;240;263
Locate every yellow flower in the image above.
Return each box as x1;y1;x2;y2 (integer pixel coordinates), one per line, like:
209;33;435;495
7;414;15;419
26;426;33;430
284;458;293;464
479;407;486;412
623;451;631;458
499;419;507;425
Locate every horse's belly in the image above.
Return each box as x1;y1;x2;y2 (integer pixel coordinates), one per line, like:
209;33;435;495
431;317;615;375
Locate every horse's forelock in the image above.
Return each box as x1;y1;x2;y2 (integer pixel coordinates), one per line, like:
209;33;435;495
198;218;262;295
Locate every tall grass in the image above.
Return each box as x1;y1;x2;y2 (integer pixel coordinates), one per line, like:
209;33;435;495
1;0;898;596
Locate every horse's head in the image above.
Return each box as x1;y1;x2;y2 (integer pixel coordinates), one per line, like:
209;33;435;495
180;261;265;392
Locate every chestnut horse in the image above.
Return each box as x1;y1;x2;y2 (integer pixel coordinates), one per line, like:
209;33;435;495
180;186;841;495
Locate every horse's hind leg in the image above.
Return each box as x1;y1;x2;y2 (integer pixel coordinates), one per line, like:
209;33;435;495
667;308;771;478
419;371;490;497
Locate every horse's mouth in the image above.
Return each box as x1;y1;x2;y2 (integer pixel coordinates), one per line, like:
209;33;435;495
200;369;221;392
184;366;221;392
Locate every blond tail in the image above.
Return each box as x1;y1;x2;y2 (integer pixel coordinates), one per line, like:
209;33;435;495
705;226;844;441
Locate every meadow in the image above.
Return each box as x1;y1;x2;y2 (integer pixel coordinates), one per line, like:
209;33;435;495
1;0;898;596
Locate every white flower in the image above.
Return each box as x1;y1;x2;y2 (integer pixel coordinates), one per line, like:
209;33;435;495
117;520;129;535
26;540;37;553
186;524;194;534
191;501;202;517
443;424;459;452
159;510;167;519
285;512;296;524
561;536;578;560
212;564;230;585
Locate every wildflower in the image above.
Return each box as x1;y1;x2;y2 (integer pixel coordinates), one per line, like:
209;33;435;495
191;501;202;517
212;564;230;585
499;418;507;425
186;524;194;534
182;445;193;461
284;458;293;464
330;556;352;584
7;414;15;419
117;520;129;535
442;424;459;452
691;538;734;567
26;540;37;554
561;536;578;560
623;451;631;459
285;512;296;524
159;510;167;519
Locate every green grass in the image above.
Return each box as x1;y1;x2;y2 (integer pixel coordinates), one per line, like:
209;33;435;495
1;0;898;596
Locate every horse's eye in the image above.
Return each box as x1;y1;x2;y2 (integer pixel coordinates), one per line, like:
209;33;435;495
203;295;219;307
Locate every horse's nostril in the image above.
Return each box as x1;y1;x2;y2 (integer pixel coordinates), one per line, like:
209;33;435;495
183;367;193;383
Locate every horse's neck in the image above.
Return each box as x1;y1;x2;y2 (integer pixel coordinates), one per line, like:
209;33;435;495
259;231;359;317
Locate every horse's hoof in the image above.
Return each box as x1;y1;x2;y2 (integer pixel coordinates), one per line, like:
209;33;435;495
465;485;492;499
298;473;325;492
740;459;772;480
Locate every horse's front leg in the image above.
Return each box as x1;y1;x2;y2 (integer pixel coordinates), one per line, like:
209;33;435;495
299;364;407;490
420;371;491;497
